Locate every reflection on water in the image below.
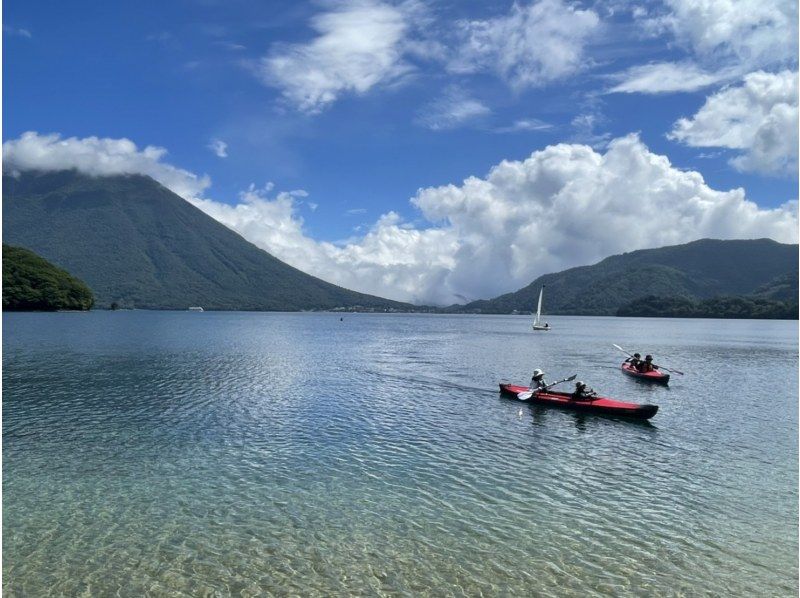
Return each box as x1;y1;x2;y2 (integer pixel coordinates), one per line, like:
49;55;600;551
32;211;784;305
3;312;798;596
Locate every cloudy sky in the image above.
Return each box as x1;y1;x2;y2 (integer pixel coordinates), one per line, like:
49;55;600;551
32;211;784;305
3;0;798;304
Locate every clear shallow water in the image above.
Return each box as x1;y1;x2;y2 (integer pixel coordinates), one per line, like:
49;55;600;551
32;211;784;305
3;312;797;597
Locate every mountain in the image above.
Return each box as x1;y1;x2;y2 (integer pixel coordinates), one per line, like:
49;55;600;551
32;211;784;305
3;244;94;311
617;295;797;319
454;238;798;315
750;270;798;302
2;170;410;311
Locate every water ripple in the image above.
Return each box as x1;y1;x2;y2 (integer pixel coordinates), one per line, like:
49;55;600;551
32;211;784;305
3;312;798;596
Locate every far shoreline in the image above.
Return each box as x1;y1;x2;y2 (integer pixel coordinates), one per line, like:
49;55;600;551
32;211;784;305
3;309;797;322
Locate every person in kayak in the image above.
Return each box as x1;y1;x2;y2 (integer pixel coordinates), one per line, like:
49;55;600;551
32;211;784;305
571;381;596;401
638;355;656;372
530;369;548;391
625;353;642;368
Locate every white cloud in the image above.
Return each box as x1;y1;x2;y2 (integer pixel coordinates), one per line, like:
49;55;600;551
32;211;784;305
257;0;417;113
494;118;552;134
669;70;799;174
254;0;601;112
656;0;797;69
570;112;611;148
207;138;228;158
415;87;491;130
197;135;795;305
190;190;460;304
613;0;797;94
5;132;796;305
449;0;601;88
185;135;799;305
2;132;210;199
609;62;734;94
3;25;32;38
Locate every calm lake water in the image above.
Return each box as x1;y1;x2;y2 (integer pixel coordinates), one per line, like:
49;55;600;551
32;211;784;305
3;312;798;596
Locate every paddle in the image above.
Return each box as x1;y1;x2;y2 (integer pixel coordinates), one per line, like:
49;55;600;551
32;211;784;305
613;344;684;376
517;374;577;401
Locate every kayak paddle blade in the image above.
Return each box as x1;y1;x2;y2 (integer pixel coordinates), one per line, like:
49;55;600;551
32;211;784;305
613;344;633;357
517;391;533;401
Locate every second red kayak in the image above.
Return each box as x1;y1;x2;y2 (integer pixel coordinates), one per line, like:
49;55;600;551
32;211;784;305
499;383;658;420
620;363;670;384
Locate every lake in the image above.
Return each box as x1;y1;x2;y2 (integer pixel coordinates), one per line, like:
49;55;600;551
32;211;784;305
3;312;798;596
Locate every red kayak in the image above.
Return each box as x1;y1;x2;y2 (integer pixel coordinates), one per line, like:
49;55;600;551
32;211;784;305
499;383;658;420
620;363;670;385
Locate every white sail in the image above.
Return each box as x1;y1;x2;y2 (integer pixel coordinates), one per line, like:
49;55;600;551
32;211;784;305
534;287;543;326
532;286;549;330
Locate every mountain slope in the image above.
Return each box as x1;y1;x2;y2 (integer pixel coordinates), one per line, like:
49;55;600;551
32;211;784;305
3;170;409;310
3;244;94;311
456;238;798;315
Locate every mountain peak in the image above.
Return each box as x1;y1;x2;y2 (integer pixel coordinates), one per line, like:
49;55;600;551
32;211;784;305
3;169;410;311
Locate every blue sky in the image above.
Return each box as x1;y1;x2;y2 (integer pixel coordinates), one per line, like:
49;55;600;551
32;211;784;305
4;0;798;304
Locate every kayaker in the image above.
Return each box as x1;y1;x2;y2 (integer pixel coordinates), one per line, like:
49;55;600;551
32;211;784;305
625;353;642;368
530;369;548;391
638;355;656;373
571;381;596;401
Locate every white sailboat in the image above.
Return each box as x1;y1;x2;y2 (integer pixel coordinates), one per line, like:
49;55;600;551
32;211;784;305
532;286;550;331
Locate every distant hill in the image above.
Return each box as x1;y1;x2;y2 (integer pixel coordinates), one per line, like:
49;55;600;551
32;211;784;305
452;239;798;315
3;170;410;311
3;244;94;311
617;295;797;320
750;270;798;302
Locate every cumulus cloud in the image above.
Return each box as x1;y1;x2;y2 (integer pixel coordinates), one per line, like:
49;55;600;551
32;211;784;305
4;132;796;305
669;70;799;174
2;132;210;199
207;138;228;158
188;186;458;303
613;0;798;94
415;86;491;130
257;0;418;113
449;0;600;88
183;136;800;304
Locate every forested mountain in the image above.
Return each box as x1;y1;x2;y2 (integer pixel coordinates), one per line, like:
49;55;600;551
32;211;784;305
3;244;94;311
453;238;798;315
617;295;797;319
3;170;410;311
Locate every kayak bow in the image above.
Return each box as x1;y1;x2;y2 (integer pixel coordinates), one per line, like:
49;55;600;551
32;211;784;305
620;363;670;385
499;383;658;420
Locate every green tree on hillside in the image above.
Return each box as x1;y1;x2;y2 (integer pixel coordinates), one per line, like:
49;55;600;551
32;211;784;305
3;244;94;311
617;295;798;320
